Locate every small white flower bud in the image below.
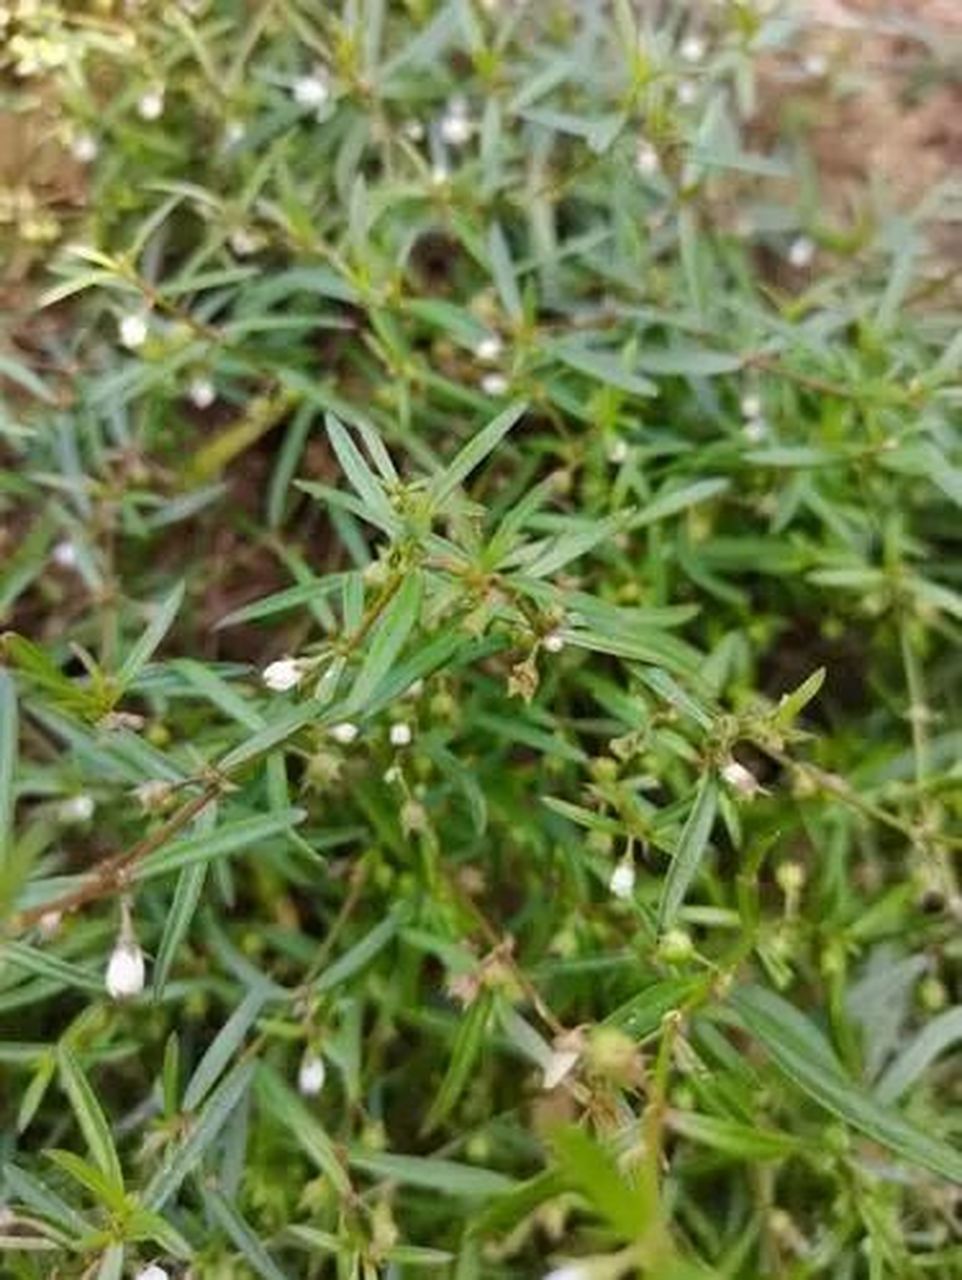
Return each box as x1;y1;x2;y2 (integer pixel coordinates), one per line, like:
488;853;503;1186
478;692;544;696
330;721;359;745
389;722;413;747
680;35;706;63
803;53;828;78
609;859;636;900
38;910;62;938
740;393;762;420
52;539;78;569
480;372;508;396
297;1051;326;1097
607;438;628;464
293;72;329;111
635;139;660;176
721;758;760;797
743;419;767;444
544;1266;590;1280
137;89;165;121
439;99;472;146
223;118;246;147
475;334;503;364
119;313;148;350
188;377;215;410
59;794;94;824
541;1049;579;1091
788;236;815;269
135;1265;170;1280
71;133;98;164
677;79;698;105
543;631;565;654
262;658;304;692
229;227;260;257
106;938;145;1000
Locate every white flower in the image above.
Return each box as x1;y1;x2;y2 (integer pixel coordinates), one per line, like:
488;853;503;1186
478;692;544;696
804;53;828;78
721;758;760;797
330;721;359;745
543;631;565;654
403;119;425;141
542;1049;579;1091
389;722;413;747
743;418;767;443
38;910;62;938
135;1265;170;1280
680;35;706;63
788;236;815;269
71;133;98;164
475;334;503;364
59;794;94;824
740;393;762;421
297;1051;326;1097
607;438;628;464
480;372;508;396
262;658;303;692
106;938;146;999
52;539;78;569
439;98;472;146
544;1266;590;1280
609;859;636;900
119;313;148;350
137;89;165;121
293;71;329;111
229;227;260;257
188;377;215;410
677;79;698;106
635;139;660;176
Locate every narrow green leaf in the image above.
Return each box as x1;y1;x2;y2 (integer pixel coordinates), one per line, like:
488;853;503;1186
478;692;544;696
657;774;718;931
313;912;400;994
325;413;398;530
730;986;962;1183
117;581;185;689
425;989;493;1133
204;1185;291;1280
254;1064;351;1195
347;572;422;710
56;1046;124;1190
349;1151;514;1197
144;1059;256;1209
183;988;267;1111
152;863;207;999
429;401;527;506
668;1110;807;1160
876;1007;962;1105
135;808;306;880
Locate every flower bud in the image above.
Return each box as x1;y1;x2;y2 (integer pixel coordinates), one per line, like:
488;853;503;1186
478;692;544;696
475;333;503;363
119;313;148;350
608;859;636;900
298;1051;326;1097
137;89;165;121
543;631;565;654
262;658;303;692
330;721;359;744
658;928;694;964
106;938;146;1000
188;376;216;409
135;1266;170;1280
58;794;95;824
721;758;761;798
389;722;413;747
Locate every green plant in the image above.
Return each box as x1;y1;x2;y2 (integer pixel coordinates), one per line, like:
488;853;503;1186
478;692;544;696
1;1;960;1276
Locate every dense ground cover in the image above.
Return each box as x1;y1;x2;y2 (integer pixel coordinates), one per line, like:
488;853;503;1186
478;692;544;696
1;2;960;1276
